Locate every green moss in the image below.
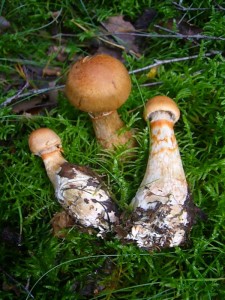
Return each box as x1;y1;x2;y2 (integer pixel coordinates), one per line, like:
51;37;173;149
1;1;225;299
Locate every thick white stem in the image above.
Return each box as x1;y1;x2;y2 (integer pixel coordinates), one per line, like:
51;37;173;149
127;111;191;249
132;113;187;209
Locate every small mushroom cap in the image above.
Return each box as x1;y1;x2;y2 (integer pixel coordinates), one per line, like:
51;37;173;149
144;96;180;123
65;54;131;113
29;128;62;156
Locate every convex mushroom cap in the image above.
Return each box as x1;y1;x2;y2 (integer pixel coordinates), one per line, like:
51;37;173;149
144;96;180;123
29;128;62;156
65;54;132;113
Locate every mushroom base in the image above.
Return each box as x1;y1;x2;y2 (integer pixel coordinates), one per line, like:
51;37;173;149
91;110;135;149
118;190;199;250
54;162;119;238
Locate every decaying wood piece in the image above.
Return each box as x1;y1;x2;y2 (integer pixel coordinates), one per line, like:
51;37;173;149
125;96;197;250
29;128;119;237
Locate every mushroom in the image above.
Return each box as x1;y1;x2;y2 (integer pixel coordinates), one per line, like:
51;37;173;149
125;96;197;250
28;128;119;237
65;54;135;149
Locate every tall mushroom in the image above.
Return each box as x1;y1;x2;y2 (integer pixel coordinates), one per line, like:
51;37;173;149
125;96;197;250
28;128;118;237
65;54;135;149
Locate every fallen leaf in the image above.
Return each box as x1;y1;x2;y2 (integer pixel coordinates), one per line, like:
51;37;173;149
42;66;61;77
159;18;202;36
178;19;202;36
146;66;158;79
12;96;46;114
50;210;75;238
94;45;125;62
101;15;141;56
12;82;59;114
134;8;157;30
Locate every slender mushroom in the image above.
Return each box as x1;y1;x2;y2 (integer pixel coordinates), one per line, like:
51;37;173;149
65;54;135;149
125;96;197;249
28;128;118;237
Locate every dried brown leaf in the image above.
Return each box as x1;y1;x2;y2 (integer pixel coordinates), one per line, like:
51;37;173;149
134;8;157;30
178;19;202;36
12;82;58;114
95;45;124;62
160;18;202;36
50;210;75;238
101;15;141;55
42;66;61;77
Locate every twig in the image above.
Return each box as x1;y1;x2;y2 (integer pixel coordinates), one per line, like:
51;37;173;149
1;51;222;106
99;21;135;54
153;24;201;44
140;82;163;87
0;266;34;299
214;1;225;11
174;1;225;12
0;85;65;108
54;30;225;43
16;8;62;36
72;20;139;57
109;31;225;41
72;20;126;50
129;51;222;74
8;81;30;103
154;24;179;35
172;2;210;11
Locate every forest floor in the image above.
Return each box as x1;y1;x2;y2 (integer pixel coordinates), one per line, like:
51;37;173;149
0;1;225;299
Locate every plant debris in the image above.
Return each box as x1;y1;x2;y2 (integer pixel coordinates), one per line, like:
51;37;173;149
0;16;10;33
101;15;141;56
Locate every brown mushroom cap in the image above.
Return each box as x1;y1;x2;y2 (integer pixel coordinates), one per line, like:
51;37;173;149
65;54;131;113
144;96;180;123
29;128;62;156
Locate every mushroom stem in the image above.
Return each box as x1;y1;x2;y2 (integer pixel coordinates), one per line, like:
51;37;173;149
134;113;187;205
126;96;196;250
40;150;67;188
90;110;134;149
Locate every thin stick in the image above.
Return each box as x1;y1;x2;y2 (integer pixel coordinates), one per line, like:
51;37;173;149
154;24;180;35
140;82;163;87
72;20;125;50
129;51;221;75
1;51;222;106
0;85;65;108
72;20;139;57
0;266;34;299
214;2;225;11
109;32;225;41
153;24;201;43
54;31;225;42
172;2;210;11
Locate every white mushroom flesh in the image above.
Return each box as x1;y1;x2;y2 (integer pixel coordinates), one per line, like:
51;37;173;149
42;152;118;238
